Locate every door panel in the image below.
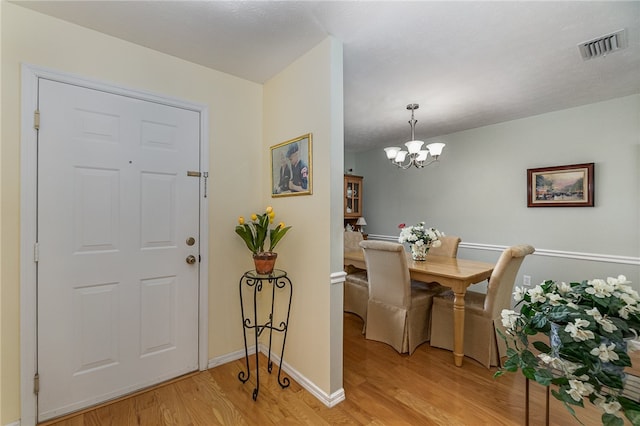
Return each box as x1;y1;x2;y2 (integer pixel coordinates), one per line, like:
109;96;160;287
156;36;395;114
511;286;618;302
37;79;200;421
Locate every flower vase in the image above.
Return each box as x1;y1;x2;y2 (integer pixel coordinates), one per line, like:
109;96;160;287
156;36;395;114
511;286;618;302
253;252;278;275
550;322;562;358
410;243;430;261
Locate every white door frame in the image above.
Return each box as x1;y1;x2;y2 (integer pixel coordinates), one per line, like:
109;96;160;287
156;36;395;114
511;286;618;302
20;64;209;426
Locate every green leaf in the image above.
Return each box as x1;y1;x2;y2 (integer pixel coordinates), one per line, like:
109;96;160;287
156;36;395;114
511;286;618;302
614;351;632;367
618;397;640;426
602;413;624;426
520;349;538;367
521;366;537;380
502;356;520;372
533;368;554;386
532;340;551;353
530;313;549;329
547;305;572;323
268;225;291;251
506;347;519;357
235;224;257;253
596;370;624;389
254;214;269;252
551;376;568;386
619;396;640;411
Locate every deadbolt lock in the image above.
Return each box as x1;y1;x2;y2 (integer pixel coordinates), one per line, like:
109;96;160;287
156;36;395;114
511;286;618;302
186;255;197;265
186;237;196;246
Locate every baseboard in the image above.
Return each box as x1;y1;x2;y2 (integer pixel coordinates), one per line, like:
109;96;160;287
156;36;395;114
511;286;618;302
208;346;255;369
257;344;346;407
366;235;640;266
5;420;21;426
208;344;345;408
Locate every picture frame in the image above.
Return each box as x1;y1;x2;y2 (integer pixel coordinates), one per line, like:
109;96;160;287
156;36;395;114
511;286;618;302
527;163;594;207
271;133;313;197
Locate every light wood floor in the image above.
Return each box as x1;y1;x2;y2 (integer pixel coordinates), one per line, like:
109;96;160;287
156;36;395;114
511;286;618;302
41;313;606;425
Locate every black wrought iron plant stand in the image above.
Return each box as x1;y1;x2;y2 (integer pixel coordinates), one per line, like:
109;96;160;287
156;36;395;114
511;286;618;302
238;269;292;400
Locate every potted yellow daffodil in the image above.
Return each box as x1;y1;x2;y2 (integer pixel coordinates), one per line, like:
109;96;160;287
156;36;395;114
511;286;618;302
235;206;291;274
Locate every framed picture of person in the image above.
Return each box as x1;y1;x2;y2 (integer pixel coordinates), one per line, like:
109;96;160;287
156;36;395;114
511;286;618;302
270;133;313;197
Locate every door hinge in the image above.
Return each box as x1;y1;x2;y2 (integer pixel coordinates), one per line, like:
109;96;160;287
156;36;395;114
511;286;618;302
34;110;40;130
34;242;39;263
34;373;40;395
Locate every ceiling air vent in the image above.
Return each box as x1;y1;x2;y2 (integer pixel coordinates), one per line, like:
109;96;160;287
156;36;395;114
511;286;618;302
578;29;628;60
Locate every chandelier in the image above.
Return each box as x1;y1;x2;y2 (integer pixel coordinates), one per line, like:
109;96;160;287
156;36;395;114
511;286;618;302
383;104;445;169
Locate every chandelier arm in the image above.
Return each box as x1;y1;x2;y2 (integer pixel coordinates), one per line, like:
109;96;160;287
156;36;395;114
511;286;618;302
390;153;440;169
384;103;445;169
389;156;415;169
414;156;439;168
397;159;414;170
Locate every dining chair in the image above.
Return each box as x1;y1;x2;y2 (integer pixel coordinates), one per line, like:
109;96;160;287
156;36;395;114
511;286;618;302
429;244;535;368
344;231;365;252
427;235;461;258
343;232;368;324
360;240;445;354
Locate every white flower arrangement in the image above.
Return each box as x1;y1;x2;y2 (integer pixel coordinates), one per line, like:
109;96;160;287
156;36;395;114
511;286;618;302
397;221;443;248
496;275;640;425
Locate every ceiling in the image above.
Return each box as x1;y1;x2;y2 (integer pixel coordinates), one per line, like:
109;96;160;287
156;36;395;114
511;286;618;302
13;1;640;152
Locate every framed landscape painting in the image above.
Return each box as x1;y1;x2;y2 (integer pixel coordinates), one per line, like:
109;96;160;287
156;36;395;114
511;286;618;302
270;133;312;197
527;163;594;207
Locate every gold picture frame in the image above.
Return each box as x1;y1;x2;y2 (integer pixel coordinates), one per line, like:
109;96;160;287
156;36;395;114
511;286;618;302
527;163;594;207
271;133;312;197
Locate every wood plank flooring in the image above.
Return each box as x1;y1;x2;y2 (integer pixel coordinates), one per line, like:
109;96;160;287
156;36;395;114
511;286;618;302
41;313;607;425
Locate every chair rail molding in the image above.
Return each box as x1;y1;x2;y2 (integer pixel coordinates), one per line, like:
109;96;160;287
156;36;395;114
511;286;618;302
331;270;347;285
367;234;640;266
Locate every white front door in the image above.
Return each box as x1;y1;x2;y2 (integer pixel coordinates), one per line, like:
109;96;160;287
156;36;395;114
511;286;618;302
37;79;201;421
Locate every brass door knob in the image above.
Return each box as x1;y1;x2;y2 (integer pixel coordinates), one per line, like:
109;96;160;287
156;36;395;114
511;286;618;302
186;255;196;265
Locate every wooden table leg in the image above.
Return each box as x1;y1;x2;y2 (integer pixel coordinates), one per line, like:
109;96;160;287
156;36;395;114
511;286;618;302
452;289;466;367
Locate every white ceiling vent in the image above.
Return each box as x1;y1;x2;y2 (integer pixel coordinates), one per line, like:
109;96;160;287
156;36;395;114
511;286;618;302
578;29;628;60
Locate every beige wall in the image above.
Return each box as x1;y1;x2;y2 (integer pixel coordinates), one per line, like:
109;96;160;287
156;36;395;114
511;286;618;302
0;2;273;423
262;37;344;395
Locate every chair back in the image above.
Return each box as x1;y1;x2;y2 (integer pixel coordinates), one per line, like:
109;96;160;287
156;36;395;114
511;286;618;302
428;235;461;258
344;231;364;252
359;240;411;308
484;244;535;317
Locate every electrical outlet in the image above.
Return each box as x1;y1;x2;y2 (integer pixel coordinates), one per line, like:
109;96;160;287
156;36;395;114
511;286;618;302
523;275;531;286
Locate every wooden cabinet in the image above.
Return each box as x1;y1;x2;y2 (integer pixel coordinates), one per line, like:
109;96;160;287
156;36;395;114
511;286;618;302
344;175;363;228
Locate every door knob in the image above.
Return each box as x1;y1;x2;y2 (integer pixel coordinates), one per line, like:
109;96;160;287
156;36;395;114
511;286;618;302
186;237;195;246
186;255;196;265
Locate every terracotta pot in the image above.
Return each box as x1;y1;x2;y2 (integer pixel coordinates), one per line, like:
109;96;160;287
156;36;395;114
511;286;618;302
253;252;278;275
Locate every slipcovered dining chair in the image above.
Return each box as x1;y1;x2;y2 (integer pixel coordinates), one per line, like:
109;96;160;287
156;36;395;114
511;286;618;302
429;244;535;368
361;240;444;354
344;231;365;253
427;235;462;258
343;232;368;324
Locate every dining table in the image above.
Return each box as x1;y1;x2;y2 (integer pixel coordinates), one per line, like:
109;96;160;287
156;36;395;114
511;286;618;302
343;249;494;367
